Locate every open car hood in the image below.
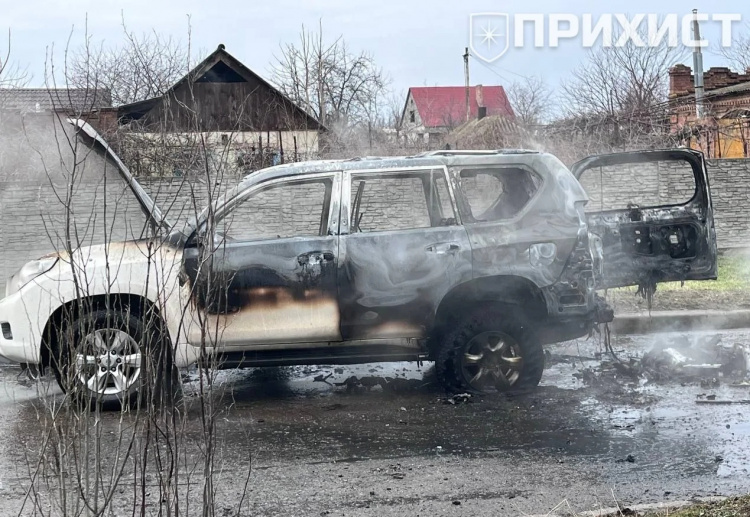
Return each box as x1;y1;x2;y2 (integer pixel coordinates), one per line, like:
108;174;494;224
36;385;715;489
68;118;172;232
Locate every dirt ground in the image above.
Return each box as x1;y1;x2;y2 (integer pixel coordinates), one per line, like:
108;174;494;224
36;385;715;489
646;496;750;517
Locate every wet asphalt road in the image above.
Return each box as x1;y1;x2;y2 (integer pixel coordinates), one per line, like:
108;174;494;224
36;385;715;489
0;330;748;516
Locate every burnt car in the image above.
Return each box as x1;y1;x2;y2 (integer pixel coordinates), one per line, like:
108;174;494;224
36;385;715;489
0;135;717;404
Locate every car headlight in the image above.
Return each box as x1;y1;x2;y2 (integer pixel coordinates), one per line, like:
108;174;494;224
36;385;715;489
5;256;59;297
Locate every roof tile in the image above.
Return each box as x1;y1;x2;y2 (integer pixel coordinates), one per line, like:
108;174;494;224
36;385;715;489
0;88;111;112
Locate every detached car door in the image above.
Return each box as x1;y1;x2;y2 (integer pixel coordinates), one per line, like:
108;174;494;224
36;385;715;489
183;172;342;348
571;149;717;289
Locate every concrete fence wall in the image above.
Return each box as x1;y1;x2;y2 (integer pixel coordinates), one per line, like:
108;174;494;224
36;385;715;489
704;159;750;247
578;157;750;247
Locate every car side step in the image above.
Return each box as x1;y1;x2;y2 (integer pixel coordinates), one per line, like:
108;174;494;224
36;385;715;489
209;345;425;369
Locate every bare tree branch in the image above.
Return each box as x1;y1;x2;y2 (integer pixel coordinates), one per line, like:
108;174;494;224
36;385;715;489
0;29;30;90
717;22;750;71
67;20;190;106
270;23;389;129
557;26;686;152
506;75;553;127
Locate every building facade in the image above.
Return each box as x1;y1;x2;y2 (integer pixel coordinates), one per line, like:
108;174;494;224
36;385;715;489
669;64;750;158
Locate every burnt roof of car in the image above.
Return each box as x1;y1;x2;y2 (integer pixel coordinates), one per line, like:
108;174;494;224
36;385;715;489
239;149;546;186
179;148;573;238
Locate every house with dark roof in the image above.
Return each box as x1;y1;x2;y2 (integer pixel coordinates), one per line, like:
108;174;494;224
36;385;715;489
0;88;111;113
88;44;324;175
400;85;514;147
669;64;750;158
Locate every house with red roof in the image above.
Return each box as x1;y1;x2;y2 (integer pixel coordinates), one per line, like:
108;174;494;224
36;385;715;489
400;85;515;146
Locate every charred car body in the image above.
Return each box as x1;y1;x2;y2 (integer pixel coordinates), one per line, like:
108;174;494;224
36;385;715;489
0;128;718;403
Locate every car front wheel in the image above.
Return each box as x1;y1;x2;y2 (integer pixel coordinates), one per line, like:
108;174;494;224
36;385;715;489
53;307;174;409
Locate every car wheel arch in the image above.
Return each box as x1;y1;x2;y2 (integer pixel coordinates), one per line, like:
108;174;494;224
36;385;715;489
40;293;168;369
430;276;547;350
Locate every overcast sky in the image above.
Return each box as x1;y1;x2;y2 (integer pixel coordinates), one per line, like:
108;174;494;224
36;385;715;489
4;0;750;101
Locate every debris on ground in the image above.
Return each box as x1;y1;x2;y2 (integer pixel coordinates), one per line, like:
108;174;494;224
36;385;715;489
315;375;427;392
443;393;473;405
572;334;750;388
641;335;748;381
313;372;334;384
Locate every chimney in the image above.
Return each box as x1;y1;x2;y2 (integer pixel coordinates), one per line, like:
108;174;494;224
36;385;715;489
475;84;484;119
704;67;732;89
691;9;705;118
669;64;693;97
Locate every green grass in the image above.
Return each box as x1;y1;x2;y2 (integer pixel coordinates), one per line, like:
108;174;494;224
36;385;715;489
645;496;750;516
616;254;750;293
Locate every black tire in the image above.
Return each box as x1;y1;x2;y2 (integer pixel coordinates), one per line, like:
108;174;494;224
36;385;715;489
435;305;544;394
52;306;177;410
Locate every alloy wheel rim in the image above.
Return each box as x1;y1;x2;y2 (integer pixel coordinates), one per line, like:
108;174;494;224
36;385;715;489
460;331;523;391
74;329;142;396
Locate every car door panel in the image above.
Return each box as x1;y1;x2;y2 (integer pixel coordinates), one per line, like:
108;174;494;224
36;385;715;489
572;149;717;290
182;172;342;348
337;168;472;340
338;227;472;340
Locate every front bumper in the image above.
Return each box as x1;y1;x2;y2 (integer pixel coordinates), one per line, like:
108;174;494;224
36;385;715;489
0;290;43;364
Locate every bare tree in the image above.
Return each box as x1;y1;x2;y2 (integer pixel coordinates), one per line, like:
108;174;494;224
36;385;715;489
506;75;553;127
717;22;750;71
558;27;686;151
383;90;406;134
0;29;29;88
271;22;389;129
68;21;190;106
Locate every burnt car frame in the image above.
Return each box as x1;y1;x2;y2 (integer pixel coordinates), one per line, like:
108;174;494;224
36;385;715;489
0;128;718;404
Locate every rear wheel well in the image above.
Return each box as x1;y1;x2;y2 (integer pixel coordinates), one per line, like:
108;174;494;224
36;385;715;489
431;276;547;351
40;294;165;369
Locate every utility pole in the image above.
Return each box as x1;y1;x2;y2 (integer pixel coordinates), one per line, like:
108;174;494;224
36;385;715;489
464;47;470;122
317;21;326;126
692;8;705;119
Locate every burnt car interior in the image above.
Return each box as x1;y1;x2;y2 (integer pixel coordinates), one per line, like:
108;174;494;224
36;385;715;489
459;166;542;222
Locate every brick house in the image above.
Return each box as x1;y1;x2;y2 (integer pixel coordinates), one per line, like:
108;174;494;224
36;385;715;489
400;85;515;147
669;64;750;158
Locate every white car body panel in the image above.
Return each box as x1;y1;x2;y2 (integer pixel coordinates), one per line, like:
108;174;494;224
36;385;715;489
0;240;202;368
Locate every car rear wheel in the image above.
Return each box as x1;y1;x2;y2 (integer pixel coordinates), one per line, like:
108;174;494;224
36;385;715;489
435;306;544;393
53;307;175;409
